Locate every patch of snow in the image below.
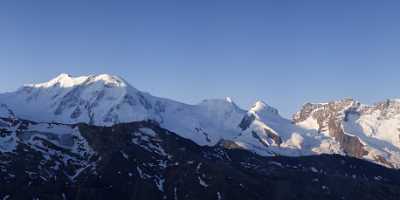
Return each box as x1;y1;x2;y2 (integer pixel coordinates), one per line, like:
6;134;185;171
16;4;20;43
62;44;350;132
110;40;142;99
217;192;222;200
120;151;129;160
296;117;319;131
155;177;165;192
198;176;208;187
310;167;319;173
140;128;157;137
268;161;283;167
137;166;150;179
174;187;178;200
196;163;202;172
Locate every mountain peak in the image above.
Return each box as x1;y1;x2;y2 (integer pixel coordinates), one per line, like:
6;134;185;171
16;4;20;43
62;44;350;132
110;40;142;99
252;100;267;109
24;73;130;90
90;74;128;88
225;97;233;103
55;73;71;79
250;100;279;116
26;73;87;89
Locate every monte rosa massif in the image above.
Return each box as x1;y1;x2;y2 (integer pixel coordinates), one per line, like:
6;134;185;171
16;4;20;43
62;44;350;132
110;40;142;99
1;74;400;199
1;73;400;168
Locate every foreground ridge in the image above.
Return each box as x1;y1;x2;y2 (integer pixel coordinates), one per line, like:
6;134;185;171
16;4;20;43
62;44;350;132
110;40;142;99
0;117;399;200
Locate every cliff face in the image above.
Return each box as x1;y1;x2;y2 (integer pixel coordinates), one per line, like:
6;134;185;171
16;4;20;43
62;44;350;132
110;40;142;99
320;99;366;158
293;98;400;167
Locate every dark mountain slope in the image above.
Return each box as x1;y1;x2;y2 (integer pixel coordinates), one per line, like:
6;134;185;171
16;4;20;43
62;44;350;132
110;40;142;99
1;119;400;200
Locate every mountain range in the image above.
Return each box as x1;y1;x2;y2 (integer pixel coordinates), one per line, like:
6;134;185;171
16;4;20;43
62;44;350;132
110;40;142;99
2;73;400;168
1;74;400;199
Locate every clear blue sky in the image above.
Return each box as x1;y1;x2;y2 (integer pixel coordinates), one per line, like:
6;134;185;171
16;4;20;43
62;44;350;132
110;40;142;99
1;0;400;117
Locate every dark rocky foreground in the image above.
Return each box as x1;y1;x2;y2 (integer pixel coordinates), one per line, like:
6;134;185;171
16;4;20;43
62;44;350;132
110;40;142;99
1;120;400;200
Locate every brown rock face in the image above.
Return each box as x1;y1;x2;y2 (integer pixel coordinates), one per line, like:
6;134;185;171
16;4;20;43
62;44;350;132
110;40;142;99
238;112;283;147
327;117;367;158
238;113;256;131
365;99;400;119
263;128;283;146
217;139;245;150
294;99;368;158
293;103;324;124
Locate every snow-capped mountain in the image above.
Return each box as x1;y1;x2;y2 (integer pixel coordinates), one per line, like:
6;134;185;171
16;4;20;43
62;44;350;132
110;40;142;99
0;74;273;147
1;74;400;168
294;99;400;168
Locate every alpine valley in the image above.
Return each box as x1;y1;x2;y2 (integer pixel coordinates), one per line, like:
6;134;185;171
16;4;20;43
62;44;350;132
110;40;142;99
1;74;400;200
